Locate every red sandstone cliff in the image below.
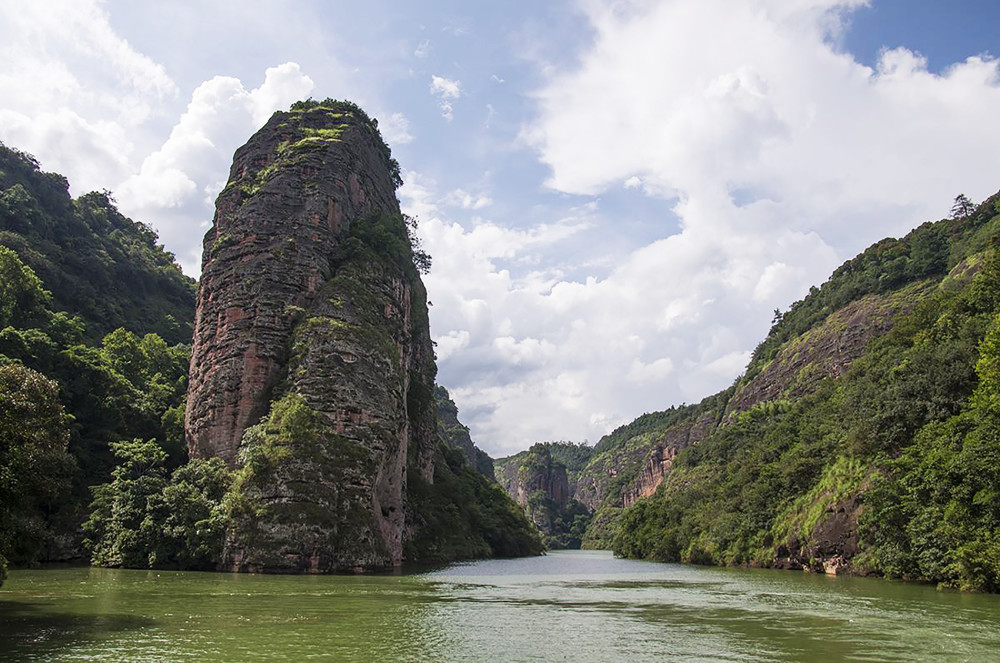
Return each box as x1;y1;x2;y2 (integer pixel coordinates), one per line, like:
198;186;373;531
184;100;436;571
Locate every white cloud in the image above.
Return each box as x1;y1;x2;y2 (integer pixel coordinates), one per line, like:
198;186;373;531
116;64;314;274
411;0;1000;455
430;76;462;99
0;1;318;276
430;75;462;121
443;188;493;210
3;0;998;459
628;357;675;384
0;0;177;193
377;112;414;146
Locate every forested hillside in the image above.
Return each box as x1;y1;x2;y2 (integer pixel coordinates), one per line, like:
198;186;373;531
0;144;195;344
611;192;1000;591
0;143;195;584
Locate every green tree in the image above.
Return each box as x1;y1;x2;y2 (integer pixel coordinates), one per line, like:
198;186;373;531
951;193;976;219
83;438;169;568
0;363;73;585
84;440;231;570
147;458;232;569
0;246;50;329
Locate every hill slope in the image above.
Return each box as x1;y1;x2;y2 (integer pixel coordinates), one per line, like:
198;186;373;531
604;191;1000;591
0;143;196;344
0;146;196;581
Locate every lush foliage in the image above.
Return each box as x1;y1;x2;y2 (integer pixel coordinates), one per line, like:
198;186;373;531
613;193;1000;591
84;439;231;570
288;98;403;188
0;363;74;585
405;444;545;563
0;142;196;344
746;196;1000;380
344;211;431;278
577;393;729;548
0;149;194;573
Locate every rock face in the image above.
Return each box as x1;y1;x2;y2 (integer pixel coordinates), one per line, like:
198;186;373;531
723;283;935;419
621;411;716;508
435;385;494;478
493;442;593;547
185;100;436;572
497;450;570;509
773;497;861;575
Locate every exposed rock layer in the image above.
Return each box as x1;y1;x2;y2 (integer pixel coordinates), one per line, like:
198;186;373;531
498;453;570;509
185;102;435;571
621;411;716;508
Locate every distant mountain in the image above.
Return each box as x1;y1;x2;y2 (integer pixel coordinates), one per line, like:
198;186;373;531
495;441;594;549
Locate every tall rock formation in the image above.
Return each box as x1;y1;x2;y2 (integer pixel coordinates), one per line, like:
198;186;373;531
185;100;437;572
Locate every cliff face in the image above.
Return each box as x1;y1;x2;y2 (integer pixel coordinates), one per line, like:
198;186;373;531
435;385;494;477
621;411;716;508
497;450;570;509
185;102;416;466
185;100;436;572
494;442;593;548
722;283;934;419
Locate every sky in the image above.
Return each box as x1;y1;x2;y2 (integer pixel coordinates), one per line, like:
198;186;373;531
1;0;999;457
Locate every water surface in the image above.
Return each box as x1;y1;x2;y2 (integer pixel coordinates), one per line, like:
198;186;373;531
2;550;998;661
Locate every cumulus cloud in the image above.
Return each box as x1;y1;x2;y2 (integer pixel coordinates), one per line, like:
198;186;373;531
0;0;177;192
414;0;1000;455
0;1;317;276
377;112;414;146
116;63;314;273
443;188;493;210
430;75;462;121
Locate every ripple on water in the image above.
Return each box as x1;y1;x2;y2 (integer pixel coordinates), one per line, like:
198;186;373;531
2;552;1000;662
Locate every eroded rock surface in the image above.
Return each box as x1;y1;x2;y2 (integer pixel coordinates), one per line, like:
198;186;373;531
622;411;717;508
185;101;436;572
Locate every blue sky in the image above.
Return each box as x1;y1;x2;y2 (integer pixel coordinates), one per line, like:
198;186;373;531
1;0;998;456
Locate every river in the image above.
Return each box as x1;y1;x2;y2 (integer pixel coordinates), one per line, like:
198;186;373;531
1;550;998;661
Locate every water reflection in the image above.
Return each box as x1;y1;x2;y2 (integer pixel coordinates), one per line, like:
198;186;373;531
1;551;999;661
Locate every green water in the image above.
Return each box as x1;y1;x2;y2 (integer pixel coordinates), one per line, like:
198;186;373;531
2;550;999;661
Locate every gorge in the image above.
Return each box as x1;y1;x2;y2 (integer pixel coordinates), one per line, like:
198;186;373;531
1;98;1000;594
